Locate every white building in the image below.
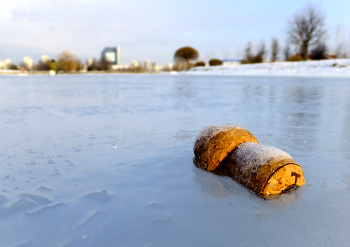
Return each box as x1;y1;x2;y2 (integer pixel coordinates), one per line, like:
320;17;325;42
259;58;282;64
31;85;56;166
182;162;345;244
116;46;121;65
131;60;138;67
86;58;94;67
41;55;50;64
111;64;130;71
144;60;152;72
153;65;164;72
165;62;173;71
0;59;12;69
23;57;33;70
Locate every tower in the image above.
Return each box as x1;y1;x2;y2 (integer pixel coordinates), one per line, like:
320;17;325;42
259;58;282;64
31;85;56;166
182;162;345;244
116;46;121;65
101;46;122;65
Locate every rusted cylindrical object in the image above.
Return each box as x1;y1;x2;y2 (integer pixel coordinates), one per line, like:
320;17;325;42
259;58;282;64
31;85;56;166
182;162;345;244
193;124;259;172
193;125;305;196
229;142;305;195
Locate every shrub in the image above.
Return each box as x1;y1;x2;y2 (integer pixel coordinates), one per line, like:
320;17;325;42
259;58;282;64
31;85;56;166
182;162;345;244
311;43;327;60
251;55;263;63
49;60;57;71
9;64;19;70
99;57;111;71
209;59;222;66
287;54;303;62
57;51;81;72
241;55;263;64
35;61;50;71
195;61;205;67
174;47;199;63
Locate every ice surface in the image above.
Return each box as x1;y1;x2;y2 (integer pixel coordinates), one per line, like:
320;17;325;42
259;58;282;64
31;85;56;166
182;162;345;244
19;193;51;204
0;198;36;216
233;142;292;174
194;124;241;150
1;74;350;246
81;190;111;201
26;203;66;216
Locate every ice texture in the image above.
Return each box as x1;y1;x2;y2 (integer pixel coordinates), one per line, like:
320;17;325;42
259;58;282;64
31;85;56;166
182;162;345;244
194;124;242;151
233;142;292;174
2;75;350;247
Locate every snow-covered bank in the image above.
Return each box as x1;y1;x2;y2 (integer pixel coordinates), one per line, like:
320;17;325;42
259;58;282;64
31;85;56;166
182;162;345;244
185;58;350;77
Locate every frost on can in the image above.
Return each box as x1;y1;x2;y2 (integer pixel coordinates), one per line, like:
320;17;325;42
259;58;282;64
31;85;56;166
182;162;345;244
230;142;305;196
193;125;305;197
193;124;259;172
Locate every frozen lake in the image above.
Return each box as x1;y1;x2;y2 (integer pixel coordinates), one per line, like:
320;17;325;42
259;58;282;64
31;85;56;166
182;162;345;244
1;74;350;246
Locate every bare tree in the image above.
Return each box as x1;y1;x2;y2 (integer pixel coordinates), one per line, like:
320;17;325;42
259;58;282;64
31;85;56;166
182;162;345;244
287;4;327;60
244;42;253;61
205;51;216;62
99;57;111;71
271;38;279;62
57;51;81;72
283;44;291;61
222;50;230;59
257;41;267;59
242;42;264;64
35;60;50;71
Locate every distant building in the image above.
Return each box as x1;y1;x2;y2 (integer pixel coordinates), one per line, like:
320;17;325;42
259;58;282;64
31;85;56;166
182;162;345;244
222;59;241;66
101;46;121;65
165;62;173;71
131;60;138;67
116;46;121;65
144;60;152;72
86;58;94;67
23;57;33;70
41;55;50;64
153;64;163;72
0;59;11;69
111;64;130;71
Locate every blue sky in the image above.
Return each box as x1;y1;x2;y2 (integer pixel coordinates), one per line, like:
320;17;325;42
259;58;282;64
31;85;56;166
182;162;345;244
1;0;350;65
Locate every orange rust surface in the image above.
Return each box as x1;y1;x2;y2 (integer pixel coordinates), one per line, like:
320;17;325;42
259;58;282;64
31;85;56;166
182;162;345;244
247;159;305;195
261;163;305;195
193;128;258;171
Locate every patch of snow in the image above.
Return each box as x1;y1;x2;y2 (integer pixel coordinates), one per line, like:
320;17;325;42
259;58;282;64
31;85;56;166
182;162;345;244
185;59;350;77
233;142;292;175
194;124;242;151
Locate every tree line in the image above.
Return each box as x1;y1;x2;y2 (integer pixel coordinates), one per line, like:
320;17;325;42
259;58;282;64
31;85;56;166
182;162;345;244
174;3;331;70
14;51;159;73
32;51;109;72
242;4;328;63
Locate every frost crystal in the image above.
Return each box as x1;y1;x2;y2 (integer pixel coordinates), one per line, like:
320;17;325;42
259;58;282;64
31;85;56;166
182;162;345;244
233;142;292;174
194;124;242;151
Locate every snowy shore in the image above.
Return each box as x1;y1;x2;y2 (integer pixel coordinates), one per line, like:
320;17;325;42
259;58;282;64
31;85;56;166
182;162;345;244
185;58;350;77
3;59;350;77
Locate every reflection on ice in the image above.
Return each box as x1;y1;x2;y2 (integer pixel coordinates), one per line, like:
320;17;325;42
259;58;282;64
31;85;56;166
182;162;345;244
193;168;235;199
